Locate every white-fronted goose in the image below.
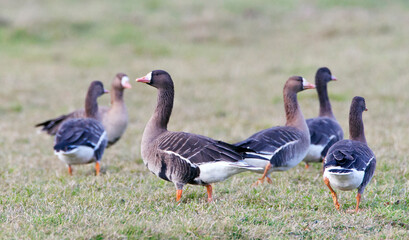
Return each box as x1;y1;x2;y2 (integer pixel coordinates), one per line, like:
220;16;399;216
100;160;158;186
54;81;109;176
235;76;315;186
36;73;131;147
304;67;344;168
323;96;376;212
136;70;264;202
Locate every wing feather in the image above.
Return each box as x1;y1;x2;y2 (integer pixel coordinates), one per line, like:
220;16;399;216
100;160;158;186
157;132;243;164
307;117;343;157
235;126;302;155
324;140;375;172
54;118;106;153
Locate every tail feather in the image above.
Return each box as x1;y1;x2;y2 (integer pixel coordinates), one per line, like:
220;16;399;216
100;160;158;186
327;167;354;175
53;141;76;152
35;114;70;135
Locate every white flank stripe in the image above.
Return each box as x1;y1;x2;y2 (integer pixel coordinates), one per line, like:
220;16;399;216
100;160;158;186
247;152;274;160
271;140;299;156
94;131;107;151
164;150;195;167
245;140;299;160
327;135;336;142
366;156;375;166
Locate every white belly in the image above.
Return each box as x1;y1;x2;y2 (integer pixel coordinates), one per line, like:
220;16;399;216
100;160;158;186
55;146;95;165
242;158;270;173
323;167;364;191
244;150;307;172
304;144;324;162
196;161;254;183
273;150;307;171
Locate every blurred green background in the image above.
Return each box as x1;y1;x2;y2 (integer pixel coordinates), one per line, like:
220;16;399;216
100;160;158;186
1;0;408;238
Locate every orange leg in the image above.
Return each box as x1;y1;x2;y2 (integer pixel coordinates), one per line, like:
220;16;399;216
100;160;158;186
324;177;340;210
252;162;272;186
266;175;273;184
305;162;310;169
68;165;73;176
355;193;361;213
95;162;100;176
176;189;183;202
206;185;213;202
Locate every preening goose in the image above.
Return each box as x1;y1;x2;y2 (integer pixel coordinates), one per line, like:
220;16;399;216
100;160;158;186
323;96;376;212
136;70;264;202
304;67;343;168
36;73;131;147
54;81;108;176
235;76;315;186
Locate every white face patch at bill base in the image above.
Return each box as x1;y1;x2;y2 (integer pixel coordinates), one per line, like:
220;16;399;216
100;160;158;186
144;72;152;82
121;76;130;87
302;78;308;88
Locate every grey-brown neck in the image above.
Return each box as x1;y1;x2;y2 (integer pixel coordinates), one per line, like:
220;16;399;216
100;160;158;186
317;80;334;118
85;90;99;119
143;85;174;143
349;107;366;143
110;85;124;105
283;89;308;132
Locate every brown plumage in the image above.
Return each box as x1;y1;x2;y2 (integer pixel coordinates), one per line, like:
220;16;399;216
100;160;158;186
36;73;131;147
136;70;264;202
234;76;315;186
323;96;376;212
304;67;344;168
54;81;109;176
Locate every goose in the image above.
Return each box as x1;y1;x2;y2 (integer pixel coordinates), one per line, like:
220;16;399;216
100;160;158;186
54;81;109;176
304;67;343;168
136;70;265;202
235;76;315;186
323;96;376;212
36;73;131;147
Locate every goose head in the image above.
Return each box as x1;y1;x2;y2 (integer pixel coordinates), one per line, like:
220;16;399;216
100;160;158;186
136;70;174;90
284;76;315;93
316;67;337;85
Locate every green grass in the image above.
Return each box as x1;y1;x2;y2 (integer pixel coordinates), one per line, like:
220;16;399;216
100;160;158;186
1;0;409;238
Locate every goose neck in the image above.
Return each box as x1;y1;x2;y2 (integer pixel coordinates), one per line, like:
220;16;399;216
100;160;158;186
283;90;308;132
349;109;366;143
110;86;124;105
85;92;99;119
143;86;174;143
317;81;334;118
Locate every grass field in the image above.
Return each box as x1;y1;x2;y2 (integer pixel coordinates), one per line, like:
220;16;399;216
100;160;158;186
1;0;409;238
